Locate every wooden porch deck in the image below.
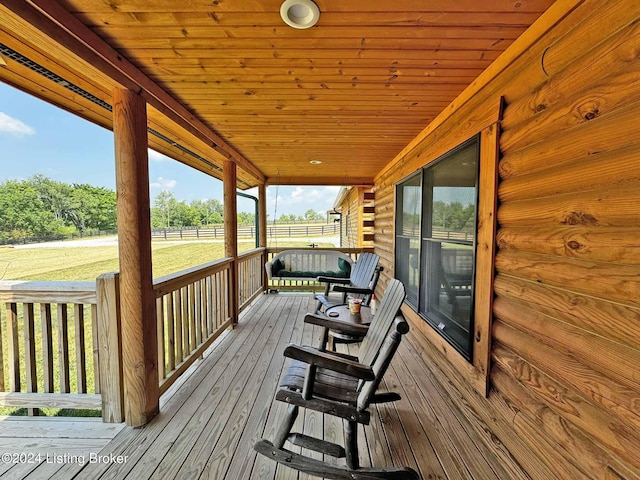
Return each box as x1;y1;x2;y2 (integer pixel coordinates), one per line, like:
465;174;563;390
1;293;530;480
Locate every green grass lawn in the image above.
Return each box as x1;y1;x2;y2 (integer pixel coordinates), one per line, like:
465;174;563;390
0;238;335;416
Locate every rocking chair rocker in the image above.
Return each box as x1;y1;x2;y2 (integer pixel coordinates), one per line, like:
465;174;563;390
254;278;420;480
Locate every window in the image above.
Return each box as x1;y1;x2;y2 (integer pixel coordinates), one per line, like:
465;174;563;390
395;136;479;360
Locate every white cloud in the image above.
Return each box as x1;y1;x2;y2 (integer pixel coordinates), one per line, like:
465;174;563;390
148;148;170;162
268;186;341;216
150;177;177;190
0;112;35;137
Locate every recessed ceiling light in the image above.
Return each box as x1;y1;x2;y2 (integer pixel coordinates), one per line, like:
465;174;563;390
310;160;322;165
280;0;320;29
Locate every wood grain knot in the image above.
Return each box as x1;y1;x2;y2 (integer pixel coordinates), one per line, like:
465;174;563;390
583;109;599;121
562;212;599;226
566;240;582;251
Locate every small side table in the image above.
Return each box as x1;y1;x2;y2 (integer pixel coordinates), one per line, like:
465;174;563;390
324;304;372;351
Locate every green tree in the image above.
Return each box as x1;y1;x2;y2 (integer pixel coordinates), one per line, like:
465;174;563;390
0;180;62;241
28;174;73;224
192;198;223;225
68;184;117;231
304;209;324;221
237;211;255;224
151;190;177;228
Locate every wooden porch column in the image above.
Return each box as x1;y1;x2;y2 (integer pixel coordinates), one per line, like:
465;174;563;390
113;88;159;427
224;159;239;325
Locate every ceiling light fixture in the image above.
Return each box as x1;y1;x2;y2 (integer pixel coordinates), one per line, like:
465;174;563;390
280;0;320;29
310;160;322;165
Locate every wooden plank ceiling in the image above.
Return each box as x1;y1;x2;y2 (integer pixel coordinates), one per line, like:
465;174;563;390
0;0;555;189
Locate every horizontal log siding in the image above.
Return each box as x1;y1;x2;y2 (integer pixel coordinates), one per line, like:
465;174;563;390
373;1;640;479
339;187;364;249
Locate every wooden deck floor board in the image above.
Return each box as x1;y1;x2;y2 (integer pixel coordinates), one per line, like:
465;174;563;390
128;294;294;480
191;295;306;480
225;294;309;480
0;293;535;480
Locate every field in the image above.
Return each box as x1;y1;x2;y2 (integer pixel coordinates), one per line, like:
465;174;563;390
0;240;252;282
0;237;335;416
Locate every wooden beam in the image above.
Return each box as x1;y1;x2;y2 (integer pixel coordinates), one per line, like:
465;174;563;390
113;88;159;427
224;159;239;325
2;0;265;184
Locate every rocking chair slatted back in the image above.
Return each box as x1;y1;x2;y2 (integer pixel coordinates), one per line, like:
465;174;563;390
350;252;380;289
358;278;405;367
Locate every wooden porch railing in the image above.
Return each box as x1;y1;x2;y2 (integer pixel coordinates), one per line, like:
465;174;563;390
238;247;267;313
0;281;103;414
154;258;235;395
265;247;375;291
1;248;382;423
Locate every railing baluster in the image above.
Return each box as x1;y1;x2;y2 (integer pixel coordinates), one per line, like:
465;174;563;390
40;303;54;393
57;303;70;393
174;290;183;364
91;304;100;394
194;280;202;347
23;303;37;415
189;283;197;352
157;296;165;383
166;293;175;373
0;306;4;392
181;286;190;356
7;302;20;392
207;275;216;335
74;304;87;394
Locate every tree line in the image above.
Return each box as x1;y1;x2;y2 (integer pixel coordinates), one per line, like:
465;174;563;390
150;190;327;228
0;176;329;243
0;175;117;243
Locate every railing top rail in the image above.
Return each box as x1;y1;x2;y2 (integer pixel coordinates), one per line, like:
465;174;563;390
153;257;233;297
0;280;97;304
238;247;266;260
266;247;374;254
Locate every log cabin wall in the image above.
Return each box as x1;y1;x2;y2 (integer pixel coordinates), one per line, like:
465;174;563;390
374;1;640;479
339;187;365;249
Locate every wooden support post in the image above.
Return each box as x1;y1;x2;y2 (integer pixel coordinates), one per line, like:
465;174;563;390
258;183;268;290
113;88;159;427
224;159;239;325
96;273;124;423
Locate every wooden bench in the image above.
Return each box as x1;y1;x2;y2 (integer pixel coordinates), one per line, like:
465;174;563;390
265;249;353;285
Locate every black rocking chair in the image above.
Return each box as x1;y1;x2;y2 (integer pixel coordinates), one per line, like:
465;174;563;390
254;278;420;480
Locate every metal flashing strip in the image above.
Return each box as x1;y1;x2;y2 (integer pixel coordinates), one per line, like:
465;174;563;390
0;42;237;180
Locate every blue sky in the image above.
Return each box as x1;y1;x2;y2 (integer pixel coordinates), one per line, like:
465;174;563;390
0;82;341;217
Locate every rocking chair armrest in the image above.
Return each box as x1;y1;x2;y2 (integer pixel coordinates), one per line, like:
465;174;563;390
316;276;350;285
283;345;375;381
303;313;369;336
332;285;373;295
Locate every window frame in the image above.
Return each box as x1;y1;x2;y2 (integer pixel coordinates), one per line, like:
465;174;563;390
396;135;480;361
393;124;499;396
